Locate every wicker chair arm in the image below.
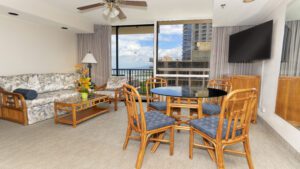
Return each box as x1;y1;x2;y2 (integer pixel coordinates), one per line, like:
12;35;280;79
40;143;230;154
0;88;27;112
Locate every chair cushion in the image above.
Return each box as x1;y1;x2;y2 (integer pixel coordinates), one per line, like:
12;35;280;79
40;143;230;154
190;116;242;139
138;111;175;131
149;101;167;111
106;76;127;90
202;103;221;115
94;90;115;98
26;90;79;107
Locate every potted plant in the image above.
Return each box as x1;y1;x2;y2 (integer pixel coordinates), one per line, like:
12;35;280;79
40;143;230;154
75;64;91;99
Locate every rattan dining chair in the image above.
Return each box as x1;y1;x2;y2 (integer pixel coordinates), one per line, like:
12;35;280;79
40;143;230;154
189;88;257;169
146;77;168;113
191;79;232;116
123;84;175;169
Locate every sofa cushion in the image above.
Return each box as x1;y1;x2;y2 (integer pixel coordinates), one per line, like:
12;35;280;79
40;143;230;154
14;88;38;100
0;73;78;93
26;90;79;107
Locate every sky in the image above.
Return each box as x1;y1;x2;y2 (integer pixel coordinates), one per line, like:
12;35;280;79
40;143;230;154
112;25;183;69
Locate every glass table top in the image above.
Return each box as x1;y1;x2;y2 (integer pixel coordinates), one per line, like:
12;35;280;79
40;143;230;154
151;86;227;98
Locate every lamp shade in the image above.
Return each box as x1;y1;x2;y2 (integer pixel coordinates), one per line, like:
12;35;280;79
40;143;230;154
82;53;97;64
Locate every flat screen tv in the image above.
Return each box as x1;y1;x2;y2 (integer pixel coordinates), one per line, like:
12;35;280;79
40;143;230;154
228;20;273;63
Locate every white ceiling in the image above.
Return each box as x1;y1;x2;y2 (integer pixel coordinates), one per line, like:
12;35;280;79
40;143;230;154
0;0;290;33
213;0;286;27
286;0;300;21
48;0;213;26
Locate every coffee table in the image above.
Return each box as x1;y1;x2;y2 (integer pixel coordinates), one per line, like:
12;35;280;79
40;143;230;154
54;94;110;128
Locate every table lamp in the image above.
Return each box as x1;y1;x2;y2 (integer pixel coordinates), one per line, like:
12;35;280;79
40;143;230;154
82;52;97;78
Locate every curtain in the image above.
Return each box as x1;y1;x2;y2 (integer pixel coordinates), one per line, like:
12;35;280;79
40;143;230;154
210;26;261;79
280;20;300;76
77;25;112;86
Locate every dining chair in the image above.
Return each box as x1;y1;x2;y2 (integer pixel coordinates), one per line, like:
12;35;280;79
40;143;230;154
189;88;257;169
122;84;175;169
146;77;168;113
191;79;232;116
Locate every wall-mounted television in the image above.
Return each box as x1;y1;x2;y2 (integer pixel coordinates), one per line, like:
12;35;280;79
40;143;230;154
228;20;273;63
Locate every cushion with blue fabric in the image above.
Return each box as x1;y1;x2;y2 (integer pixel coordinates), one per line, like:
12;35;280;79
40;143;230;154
190;116;242;139
149;101;167;111
13;88;38;100
138;111;175;131
202;103;221;115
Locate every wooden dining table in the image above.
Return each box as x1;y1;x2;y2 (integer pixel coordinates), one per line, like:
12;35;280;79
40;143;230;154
149;86;227;152
151;86;227;130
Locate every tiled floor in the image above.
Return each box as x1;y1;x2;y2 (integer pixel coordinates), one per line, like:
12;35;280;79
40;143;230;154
0;103;300;169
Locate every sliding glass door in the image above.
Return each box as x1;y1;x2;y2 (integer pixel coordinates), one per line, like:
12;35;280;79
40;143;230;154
111;25;154;94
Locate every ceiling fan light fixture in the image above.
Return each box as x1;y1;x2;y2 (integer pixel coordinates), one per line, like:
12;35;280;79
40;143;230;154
110;7;119;18
103;7;119;18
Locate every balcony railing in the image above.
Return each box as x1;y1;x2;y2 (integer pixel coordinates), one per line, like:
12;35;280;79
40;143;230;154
112;69;153;94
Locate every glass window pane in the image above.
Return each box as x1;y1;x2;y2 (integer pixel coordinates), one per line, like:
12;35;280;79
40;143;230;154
157;21;212;87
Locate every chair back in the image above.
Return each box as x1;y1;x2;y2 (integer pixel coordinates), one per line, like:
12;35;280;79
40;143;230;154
205;79;232;105
106;76;128;90
146;77;167;104
123;84;146;132
217;88;257;142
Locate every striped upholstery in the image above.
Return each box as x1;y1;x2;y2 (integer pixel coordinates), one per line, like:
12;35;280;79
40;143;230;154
149;101;167;111
137;111;175;131
202;103;221;115
190;116;242;139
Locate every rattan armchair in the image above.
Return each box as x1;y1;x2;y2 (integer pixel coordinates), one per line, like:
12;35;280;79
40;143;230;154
123;84;175;169
189;88;257;169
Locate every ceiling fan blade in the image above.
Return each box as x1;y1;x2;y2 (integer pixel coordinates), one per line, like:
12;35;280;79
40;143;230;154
77;3;105;10
115;6;127;20
119;1;147;7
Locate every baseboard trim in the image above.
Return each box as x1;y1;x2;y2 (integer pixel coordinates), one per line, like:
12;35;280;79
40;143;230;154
257;115;300;159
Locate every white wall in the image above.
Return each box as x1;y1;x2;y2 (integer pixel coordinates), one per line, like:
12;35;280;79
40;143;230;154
258;1;300;153
0;15;77;76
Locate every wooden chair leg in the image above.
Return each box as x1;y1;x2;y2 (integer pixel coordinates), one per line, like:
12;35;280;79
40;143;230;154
150;132;164;153
136;134;148;169
114;98;118;111
244;138;254;169
170;126;174;156
123;125;132;150
189;128;194;159
215;144;225;169
203;138;216;162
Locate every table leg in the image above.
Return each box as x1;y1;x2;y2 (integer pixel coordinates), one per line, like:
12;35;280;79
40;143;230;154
151;96;171;152
166;96;171;116
54;103;58;124
197;98;203;118
72;106;77;128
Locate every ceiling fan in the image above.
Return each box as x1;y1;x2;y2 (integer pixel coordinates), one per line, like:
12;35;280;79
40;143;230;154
77;0;147;20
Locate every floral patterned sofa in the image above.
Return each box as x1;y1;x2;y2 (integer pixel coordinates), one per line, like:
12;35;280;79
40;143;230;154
0;73;79;125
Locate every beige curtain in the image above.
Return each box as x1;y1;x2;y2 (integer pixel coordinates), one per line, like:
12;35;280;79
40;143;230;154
280;20;300;76
210;26;261;79
77;25;112;85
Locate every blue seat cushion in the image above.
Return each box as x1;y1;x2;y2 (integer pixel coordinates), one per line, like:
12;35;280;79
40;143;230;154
136;111;175;131
190;116;242;139
202;103;221;115
149;101;167;111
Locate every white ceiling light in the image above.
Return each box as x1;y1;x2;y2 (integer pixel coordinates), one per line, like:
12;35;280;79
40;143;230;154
103;7;119;18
